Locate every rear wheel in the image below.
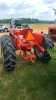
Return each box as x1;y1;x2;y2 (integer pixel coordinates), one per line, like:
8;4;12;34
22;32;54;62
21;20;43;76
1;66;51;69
42;34;54;49
1;35;16;71
34;47;51;63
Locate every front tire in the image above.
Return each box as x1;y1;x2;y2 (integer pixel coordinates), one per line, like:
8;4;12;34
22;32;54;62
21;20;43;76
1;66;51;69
1;35;16;71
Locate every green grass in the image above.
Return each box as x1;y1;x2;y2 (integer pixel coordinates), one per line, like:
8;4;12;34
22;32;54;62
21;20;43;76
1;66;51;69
0;49;56;100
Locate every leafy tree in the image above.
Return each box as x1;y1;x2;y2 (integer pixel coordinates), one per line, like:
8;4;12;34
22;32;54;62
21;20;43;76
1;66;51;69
53;8;56;15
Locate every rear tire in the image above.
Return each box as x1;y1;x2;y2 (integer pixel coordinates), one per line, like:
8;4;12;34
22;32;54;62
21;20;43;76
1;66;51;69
42;34;54;49
1;35;16;71
34;47;51;63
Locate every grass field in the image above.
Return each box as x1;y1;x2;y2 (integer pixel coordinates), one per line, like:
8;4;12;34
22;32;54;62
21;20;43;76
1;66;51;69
0;24;56;100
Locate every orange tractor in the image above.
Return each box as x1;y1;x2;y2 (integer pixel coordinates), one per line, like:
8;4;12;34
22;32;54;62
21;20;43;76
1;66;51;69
48;26;56;41
1;28;54;71
48;19;56;41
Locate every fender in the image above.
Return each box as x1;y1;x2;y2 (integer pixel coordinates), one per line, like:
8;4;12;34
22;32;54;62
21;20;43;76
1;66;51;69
33;32;44;44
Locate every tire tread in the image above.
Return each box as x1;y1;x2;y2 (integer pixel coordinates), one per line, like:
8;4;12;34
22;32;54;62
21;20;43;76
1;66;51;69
1;35;16;71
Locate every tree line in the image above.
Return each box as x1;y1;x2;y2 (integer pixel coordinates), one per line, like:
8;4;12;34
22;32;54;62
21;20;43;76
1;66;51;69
0;18;54;24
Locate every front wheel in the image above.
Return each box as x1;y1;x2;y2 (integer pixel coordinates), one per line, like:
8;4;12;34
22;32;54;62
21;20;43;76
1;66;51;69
34;47;51;63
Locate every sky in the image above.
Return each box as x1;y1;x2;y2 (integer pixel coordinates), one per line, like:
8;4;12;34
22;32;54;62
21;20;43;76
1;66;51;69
0;0;56;20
